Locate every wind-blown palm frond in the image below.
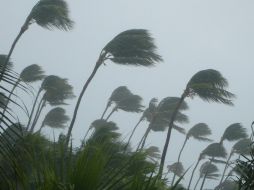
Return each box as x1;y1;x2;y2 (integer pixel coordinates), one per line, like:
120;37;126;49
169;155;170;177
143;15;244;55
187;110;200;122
103;29;162;66
167;162;184;177
221;123;248;143
117;94;144;113
199;161;219;180
27;0;74;30
145;146;161;160
187;123;212;141
216;180;239;190
201;143;227;158
186;69;235;105
90;119;118;131
20;64;45;82
108;86;132;105
232;138;252;155
42;107;69;129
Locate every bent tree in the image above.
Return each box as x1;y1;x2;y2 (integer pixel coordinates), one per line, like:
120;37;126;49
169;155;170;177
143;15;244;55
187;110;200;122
65;29;162;149
159;69;235;177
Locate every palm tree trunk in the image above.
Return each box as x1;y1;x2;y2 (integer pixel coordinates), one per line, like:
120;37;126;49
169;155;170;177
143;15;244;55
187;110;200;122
200;159;213;190
139;125;152;149
171;137;188;185
194;176;201;190
65;59;103;149
105;106;117;121
187;157;201;190
125;117;143;149
0;23;28;81
26;88;42;131
218;151;233;186
101;102;110;119
158;93;186;177
0;79;20;124
29;98;45;133
37;121;45;133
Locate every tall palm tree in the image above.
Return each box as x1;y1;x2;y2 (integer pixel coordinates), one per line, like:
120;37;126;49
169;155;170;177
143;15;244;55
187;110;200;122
65;29;162;148
159;69;235;177
218;138;252;186
171;123;212;185
194;161;219;190
37;107;69;132
2;0;73;78
139;97;188;149
1;64;45;123
100;86;132;119
167;162;184;182
125;98;158;149
187;142;227;190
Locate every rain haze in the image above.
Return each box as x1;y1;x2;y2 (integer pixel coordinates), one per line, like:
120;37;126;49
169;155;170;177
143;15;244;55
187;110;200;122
1;0;254;189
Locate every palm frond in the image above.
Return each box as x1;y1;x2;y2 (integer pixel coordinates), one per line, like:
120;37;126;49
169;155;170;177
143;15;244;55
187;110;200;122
187;69;235;105
172;124;186;134
167;162;184;177
145;146;161;159
20;64;45;82
199;161;219;179
27;0;74;30
117;94;144;113
221;123;248;142
103;29;162;66
201;143;227;158
187;123;212;139
43;107;69;129
232;139;252;155
108;86;132;105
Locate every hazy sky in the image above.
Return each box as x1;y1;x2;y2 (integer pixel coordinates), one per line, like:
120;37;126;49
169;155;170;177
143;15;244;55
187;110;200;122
1;0;254;189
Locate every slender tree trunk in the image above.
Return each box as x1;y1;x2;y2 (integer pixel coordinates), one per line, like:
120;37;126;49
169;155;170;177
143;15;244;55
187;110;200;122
218;151;233;186
171;137;188;185
65;59;102;150
140;125;152;149
187;157;201;190
125;117;143;149
200;158;213;190
158;93;186;177
29;98;45;133
83;128;91;141
105;106;117;121
0;79;20;124
26;88;42;131
0;23;28;82
37;121;45;133
194;176;201;190
101;102;110;119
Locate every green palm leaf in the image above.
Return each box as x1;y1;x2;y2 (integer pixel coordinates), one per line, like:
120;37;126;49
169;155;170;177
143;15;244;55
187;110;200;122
42;107;69;129
186;69;235;105
232;138;252;155
20;64;45;83
167;162;184;177
187;123;212;142
27;0;73;30
221;123;248;142
201;143;227;158
199;161;219;179
103;29;162;66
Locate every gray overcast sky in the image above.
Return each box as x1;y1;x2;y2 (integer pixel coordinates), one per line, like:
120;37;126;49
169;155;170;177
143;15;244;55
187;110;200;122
1;0;254;189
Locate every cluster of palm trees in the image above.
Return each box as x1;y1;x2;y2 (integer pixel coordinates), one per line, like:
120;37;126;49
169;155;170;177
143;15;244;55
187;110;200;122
0;0;253;189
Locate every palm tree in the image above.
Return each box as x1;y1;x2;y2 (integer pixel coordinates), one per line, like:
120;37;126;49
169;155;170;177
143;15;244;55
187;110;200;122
2;0;73;78
194;161;219;190
1;64;45;123
37;107;69;133
65;29;162;148
187;143;227;190
139;97;188;150
145;146;161;163
125;98;157;149
159;69;235;177
171;123;212;185
28;75;74;132
100;86;132;119
218;138;252;186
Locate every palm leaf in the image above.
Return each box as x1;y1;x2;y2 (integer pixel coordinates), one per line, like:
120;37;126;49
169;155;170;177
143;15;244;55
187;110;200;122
187;123;212;142
117;94;144;113
43;107;69;129
201;143;227;158
27;0;74;30
20;64;45;83
221;123;248;142
199;161;219;179
103;29;162;66
167;162;184;177
232;138;252;155
186;69;235;105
